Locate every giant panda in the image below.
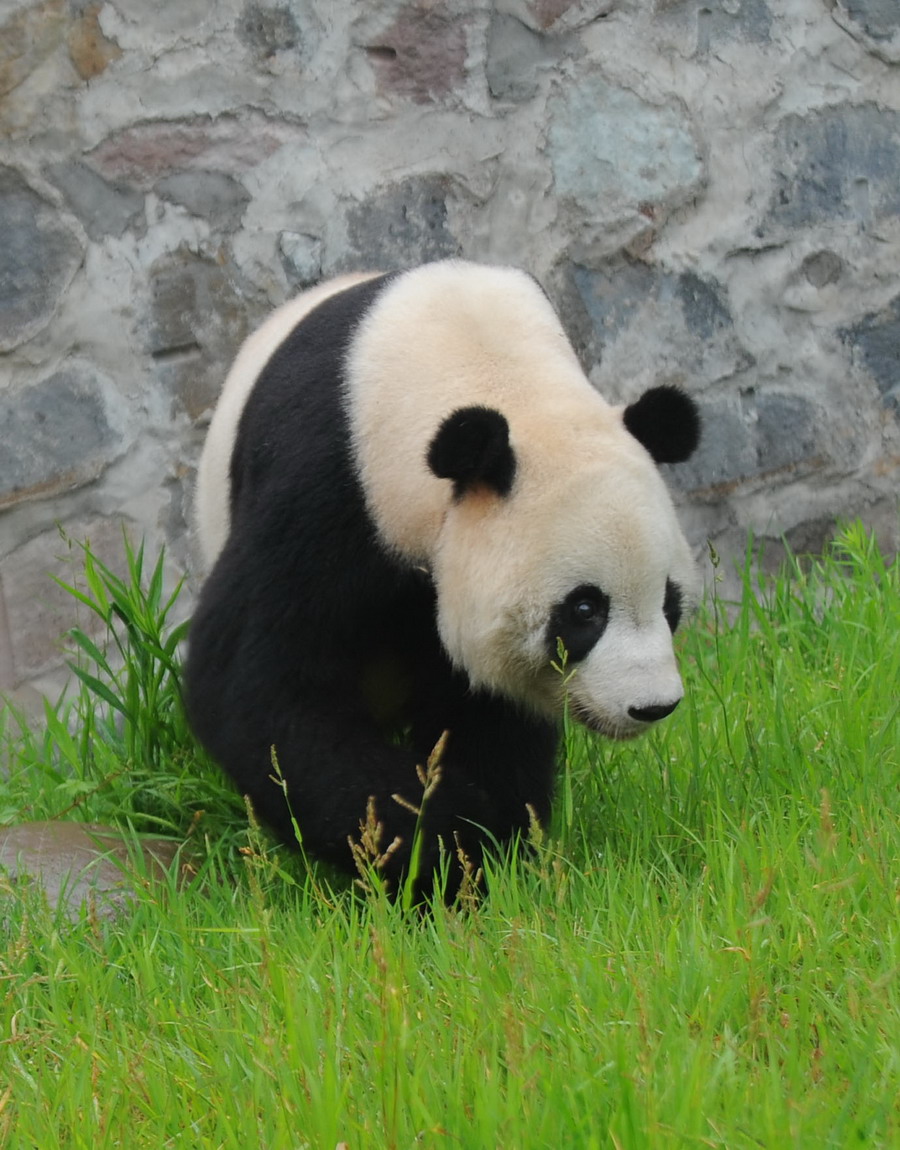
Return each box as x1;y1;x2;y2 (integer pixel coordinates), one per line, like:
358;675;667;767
185;260;701;899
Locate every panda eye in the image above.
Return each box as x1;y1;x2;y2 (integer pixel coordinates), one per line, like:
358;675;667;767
571;597;602;625
547;584;611;664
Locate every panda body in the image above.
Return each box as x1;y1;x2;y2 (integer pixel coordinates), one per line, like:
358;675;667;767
185;261;700;897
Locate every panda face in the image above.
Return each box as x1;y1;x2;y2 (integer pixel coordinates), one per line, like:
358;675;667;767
431;454;698;738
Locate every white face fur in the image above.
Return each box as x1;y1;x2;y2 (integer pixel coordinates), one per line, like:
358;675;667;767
431;445;698;738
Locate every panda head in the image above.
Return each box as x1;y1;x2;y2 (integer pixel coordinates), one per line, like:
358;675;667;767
426;385;701;738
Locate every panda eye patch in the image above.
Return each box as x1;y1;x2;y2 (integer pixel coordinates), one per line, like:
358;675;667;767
547;584;610;664
663;578;683;633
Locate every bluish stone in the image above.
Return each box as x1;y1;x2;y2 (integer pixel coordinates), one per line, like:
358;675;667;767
0;166;84;352
666;398;757;492
156;171;251;232
344;177;459;270
547;77;703;217
565;261;750;386
769;105;900;229
487;13;557;103
697;0;772;51
841;294;900;409
677;271;734;341
665;390;820;493
755;392;819;473
839;0;899;43
45;161;144;243
0;368;117;508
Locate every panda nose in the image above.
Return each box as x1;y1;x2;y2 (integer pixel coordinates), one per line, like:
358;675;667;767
628;699;680;723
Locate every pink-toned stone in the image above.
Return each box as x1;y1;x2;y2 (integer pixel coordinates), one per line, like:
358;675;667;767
86;114;304;187
0;822;185;921
365;9;470;104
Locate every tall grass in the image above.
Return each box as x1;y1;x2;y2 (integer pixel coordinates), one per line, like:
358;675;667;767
1;522;897;1148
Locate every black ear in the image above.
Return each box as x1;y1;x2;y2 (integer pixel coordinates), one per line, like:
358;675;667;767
623;385;701;464
427;406;516;498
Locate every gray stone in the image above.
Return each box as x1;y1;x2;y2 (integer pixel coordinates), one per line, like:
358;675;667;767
837;0;899;43
769;105;900;230
0;166;84;352
676;271;734;341
487;13;555;103
45;160;144;242
0;516;132;683
344;177;460;271
236;2;300;59
801;250;844;289
696;0;772;51
279;231;323;287
0;367;120;509
156;170;251;232
546;76;704;246
146;249;253;419
840;294;900;409
755;392;819;474
566;261;752;389
669;390;821;494
0;822;184;923
666;397;757;493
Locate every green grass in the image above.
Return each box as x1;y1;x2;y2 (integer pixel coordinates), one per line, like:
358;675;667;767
1;523;898;1148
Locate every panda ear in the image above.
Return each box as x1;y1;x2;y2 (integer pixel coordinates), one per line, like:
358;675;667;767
427;406;516;498
623;385;701;464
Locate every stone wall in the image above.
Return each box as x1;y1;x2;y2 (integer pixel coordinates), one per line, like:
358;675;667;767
1;0;898;705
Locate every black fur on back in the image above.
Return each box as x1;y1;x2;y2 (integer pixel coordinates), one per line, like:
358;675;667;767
184;274;558;901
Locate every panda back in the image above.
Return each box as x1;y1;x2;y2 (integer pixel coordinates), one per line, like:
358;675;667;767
193;271;383;571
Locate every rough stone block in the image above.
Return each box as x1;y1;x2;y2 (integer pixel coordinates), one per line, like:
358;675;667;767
85;115;302;188
45;160;143;242
67;2;123;80
236;2;301;60
546;76;704;251
668;390;821;495
279;231;323;288
360;6;472;104
146;248;252;419
0;366;123;510
487;13;558;102
155;171;251;233
769;104;900;230
696;0;772;51
832;0;900;63
841;294;900;409
0;166;84;352
344;177;460;270
0;822;184;922
0;517;132;685
0;0;65;99
566;261;752;390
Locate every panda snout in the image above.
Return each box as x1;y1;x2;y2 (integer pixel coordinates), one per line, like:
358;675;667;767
627;699;680;724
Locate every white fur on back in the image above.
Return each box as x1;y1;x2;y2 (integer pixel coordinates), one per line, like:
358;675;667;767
194;272;380;571
345;261;608;561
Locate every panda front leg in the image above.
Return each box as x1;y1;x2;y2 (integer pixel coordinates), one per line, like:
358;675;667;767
410;690;561;865
236;698;511;901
